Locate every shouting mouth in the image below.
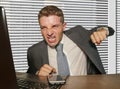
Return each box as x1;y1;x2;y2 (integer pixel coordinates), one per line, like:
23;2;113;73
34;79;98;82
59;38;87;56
47;36;56;43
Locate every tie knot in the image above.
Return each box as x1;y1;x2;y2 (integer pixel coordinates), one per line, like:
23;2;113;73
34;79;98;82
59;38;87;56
56;43;63;52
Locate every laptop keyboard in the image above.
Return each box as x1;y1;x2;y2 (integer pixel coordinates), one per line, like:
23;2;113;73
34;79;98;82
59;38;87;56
17;78;62;89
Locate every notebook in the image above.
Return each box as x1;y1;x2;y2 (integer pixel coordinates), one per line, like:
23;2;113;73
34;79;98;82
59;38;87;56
0;6;62;89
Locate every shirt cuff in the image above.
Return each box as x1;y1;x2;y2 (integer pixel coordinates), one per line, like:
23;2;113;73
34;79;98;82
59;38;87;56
35;70;39;75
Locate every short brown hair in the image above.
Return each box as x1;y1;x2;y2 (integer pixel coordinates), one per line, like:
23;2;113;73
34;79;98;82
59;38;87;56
38;5;64;23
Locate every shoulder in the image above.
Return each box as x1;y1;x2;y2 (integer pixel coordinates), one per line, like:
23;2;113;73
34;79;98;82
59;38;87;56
28;40;47;52
64;25;90;36
68;25;85;31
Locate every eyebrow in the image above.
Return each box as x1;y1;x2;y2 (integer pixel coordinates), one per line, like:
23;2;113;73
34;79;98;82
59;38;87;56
40;23;61;29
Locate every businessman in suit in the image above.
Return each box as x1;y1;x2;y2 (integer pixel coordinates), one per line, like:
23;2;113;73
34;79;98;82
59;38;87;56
27;5;114;76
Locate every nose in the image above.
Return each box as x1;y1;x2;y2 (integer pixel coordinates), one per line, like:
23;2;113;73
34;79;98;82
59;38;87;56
47;29;54;36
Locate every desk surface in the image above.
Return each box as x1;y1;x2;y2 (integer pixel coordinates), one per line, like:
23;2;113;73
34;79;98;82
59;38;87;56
16;73;120;89
61;74;120;89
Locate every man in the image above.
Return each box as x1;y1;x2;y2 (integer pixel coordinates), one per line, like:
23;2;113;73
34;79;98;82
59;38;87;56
27;5;114;76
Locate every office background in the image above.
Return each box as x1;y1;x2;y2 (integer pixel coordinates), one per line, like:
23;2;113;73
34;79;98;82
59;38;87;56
0;0;118;74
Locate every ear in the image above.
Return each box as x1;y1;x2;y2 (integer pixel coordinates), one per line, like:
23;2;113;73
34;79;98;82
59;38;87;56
63;22;67;31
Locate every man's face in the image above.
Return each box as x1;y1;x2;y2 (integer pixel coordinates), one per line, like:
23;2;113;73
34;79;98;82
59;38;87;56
39;15;66;48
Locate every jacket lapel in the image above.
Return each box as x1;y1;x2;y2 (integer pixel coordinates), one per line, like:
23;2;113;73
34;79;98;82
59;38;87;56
40;41;49;64
64;25;105;74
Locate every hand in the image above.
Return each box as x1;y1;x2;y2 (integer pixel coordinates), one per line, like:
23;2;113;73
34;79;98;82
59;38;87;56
90;27;108;45
37;64;56;77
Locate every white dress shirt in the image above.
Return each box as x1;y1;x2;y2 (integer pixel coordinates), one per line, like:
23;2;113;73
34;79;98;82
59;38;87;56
48;34;87;76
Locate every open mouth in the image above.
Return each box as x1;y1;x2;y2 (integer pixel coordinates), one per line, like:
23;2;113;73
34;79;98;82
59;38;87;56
47;36;56;43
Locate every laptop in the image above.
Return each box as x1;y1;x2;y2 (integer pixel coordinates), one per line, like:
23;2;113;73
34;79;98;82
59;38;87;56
0;6;62;89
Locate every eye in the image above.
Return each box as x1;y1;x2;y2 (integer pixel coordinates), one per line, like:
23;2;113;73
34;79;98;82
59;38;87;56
40;26;47;30
52;25;59;29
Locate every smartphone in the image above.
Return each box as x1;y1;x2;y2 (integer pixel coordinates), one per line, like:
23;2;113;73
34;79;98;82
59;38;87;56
48;75;66;85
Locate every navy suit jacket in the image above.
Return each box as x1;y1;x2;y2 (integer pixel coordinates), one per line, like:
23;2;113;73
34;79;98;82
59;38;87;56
27;25;114;75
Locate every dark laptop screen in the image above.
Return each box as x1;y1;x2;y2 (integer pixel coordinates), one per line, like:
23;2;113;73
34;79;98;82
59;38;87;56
0;7;18;89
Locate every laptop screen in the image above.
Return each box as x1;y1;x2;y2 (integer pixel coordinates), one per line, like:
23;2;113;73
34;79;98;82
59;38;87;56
0;6;18;89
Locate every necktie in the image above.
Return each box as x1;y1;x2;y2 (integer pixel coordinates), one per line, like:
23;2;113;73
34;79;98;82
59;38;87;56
56;43;70;76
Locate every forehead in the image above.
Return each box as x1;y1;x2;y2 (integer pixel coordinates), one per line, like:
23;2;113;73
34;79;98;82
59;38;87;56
39;15;62;26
